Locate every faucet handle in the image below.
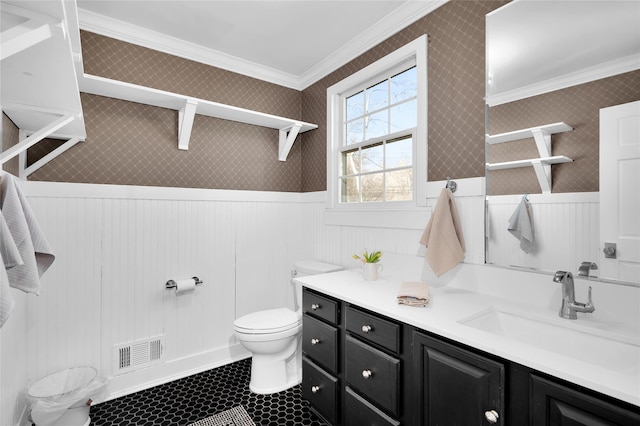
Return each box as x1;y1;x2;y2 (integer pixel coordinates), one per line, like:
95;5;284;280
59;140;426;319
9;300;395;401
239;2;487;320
587;286;594;307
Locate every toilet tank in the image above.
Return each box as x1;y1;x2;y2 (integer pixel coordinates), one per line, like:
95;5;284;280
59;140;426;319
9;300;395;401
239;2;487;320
291;260;343;312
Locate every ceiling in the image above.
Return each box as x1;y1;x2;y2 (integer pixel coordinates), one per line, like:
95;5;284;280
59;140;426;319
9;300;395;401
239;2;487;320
76;0;447;89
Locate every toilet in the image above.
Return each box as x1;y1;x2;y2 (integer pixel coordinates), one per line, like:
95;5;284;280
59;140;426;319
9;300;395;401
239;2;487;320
234;260;343;394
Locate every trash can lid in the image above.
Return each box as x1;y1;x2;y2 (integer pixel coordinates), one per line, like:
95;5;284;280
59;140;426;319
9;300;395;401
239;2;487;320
28;367;97;399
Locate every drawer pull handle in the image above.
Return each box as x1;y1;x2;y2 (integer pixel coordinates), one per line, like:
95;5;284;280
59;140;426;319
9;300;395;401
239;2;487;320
362;369;373;379
484;410;499;424
361;325;372;333
311;385;320;393
311;338;320;345
311;303;320;310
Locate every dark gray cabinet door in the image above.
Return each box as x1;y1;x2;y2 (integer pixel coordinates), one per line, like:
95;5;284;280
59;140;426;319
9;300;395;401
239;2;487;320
531;375;640;426
413;332;505;426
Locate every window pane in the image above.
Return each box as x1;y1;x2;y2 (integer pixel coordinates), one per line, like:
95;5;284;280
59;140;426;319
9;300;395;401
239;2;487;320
361;173;384;202
340;176;360;203
386;136;413;169
390;99;417;133
346;91;364;121
346;119;364;145
365;110;388;140
361;142;383;173
341;148;360;176
390;66;417;103
385;169;413;201
366;79;388;112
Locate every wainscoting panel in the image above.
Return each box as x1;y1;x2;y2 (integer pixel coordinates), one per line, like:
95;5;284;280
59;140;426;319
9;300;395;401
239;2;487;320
486;193;599;274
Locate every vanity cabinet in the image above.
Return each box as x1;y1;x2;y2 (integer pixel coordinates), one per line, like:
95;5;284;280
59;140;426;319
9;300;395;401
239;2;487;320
301;287;640;425
302;289;341;424
413;331;505;425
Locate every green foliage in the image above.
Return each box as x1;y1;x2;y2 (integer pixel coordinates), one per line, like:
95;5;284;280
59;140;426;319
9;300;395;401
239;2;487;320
352;250;382;263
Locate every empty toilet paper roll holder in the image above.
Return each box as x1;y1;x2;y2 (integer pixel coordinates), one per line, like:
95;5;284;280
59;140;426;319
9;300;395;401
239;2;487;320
166;277;203;289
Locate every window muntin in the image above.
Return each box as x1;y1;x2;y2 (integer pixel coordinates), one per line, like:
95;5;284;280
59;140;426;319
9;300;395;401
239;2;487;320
339;65;417;204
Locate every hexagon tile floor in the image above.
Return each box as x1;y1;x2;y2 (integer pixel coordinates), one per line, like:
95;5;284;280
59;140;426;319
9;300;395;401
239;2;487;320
85;358;327;426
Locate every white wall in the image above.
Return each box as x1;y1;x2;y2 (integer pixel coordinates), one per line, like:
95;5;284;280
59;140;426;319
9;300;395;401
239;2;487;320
0;178;485;425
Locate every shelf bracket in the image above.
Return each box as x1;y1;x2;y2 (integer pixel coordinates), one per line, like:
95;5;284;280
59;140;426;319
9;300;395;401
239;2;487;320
1;112;75;165
278;122;302;161
178;99;198;150
0;3;62;61
22;137;82;178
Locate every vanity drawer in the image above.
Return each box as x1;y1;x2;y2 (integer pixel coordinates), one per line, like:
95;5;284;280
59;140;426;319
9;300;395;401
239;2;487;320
345;335;400;417
346;305;400;353
303;357;339;425
303;313;339;373
303;289;339;325
345;386;400;426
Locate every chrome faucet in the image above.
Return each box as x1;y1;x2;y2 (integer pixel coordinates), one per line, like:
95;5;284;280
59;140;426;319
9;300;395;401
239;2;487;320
553;271;595;319
578;261;598;278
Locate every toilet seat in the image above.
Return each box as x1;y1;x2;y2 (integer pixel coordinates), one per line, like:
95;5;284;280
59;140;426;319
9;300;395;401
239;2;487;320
234;308;300;334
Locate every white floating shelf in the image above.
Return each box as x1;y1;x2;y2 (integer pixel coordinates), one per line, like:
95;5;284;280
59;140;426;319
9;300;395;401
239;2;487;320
486;122;574;194
486;122;573;144
485;156;573;171
78;73;318;160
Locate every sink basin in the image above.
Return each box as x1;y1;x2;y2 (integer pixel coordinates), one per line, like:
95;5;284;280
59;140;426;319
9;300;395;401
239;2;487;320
459;308;640;374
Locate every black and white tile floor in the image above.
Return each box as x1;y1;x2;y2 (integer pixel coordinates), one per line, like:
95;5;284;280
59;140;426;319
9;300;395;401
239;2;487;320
87;358;327;426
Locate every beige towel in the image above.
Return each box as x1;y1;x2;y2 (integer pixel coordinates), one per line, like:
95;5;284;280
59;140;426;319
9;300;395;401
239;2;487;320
397;281;430;307
420;188;465;277
1;173;55;294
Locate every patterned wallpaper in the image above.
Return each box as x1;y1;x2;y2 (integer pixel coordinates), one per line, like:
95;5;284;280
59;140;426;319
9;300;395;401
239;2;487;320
488;70;640;195
23;0;504;192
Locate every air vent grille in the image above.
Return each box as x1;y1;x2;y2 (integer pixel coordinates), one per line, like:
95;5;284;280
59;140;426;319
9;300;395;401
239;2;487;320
114;335;165;375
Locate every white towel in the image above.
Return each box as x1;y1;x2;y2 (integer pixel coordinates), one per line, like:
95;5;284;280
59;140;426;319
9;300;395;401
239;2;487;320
508;197;535;253
0;253;15;328
1;173;55;294
420;188;466;277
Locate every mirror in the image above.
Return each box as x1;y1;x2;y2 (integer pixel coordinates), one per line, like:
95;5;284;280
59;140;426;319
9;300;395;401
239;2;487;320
485;0;640;283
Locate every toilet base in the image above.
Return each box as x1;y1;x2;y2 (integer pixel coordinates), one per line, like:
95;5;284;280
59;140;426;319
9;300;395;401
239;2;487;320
248;350;301;394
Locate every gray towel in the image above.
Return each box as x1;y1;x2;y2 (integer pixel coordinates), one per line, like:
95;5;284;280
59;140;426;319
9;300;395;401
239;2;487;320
0;252;15;328
508;197;535;253
0;173;55;294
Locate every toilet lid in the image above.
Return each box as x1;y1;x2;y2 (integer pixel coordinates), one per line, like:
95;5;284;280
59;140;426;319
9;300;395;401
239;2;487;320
234;308;300;334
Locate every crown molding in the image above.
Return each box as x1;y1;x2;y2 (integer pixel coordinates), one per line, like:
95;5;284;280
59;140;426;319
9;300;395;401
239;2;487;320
77;1;448;91
299;0;448;89
77;8;302;89
486;54;640;106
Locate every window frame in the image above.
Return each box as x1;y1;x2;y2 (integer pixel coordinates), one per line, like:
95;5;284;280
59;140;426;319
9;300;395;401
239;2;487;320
327;35;428;211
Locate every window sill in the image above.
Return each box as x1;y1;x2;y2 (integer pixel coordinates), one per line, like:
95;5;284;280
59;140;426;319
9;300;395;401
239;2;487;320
323;207;429;229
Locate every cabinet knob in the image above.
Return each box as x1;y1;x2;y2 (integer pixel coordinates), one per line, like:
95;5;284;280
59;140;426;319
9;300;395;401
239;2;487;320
361;325;372;333
311;303;320;310
484;410;499;424
311;338;320;345
362;369;372;379
311;385;320;393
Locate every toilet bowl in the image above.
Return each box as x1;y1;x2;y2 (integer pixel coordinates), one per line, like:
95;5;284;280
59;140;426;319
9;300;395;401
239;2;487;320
234;260;343;394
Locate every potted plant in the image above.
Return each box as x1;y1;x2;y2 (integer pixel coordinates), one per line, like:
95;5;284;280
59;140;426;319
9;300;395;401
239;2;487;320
352;250;383;280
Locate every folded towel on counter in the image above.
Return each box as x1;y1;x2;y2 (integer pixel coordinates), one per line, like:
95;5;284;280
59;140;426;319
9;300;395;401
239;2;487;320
1;173;55;294
508;196;535;253
397;281;430;307
420;188;466;277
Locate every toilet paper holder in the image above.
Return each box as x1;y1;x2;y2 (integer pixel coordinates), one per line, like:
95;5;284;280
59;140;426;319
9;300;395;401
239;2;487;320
166;277;203;289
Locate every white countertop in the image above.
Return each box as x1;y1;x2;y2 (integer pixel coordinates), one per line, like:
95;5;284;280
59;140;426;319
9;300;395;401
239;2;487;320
295;260;640;407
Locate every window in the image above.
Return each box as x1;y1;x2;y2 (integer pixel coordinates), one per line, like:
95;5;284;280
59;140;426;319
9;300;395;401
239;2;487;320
327;35;427;212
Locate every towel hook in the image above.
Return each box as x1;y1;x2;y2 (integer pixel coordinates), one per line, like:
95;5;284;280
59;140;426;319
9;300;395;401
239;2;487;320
445;176;457;193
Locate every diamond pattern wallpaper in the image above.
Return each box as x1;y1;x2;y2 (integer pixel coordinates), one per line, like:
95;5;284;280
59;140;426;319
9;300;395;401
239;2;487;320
1;114;20;176
488;70;640;195
21;0;634;196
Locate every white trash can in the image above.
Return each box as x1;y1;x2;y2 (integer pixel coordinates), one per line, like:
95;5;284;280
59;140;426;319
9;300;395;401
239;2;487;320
27;367;108;426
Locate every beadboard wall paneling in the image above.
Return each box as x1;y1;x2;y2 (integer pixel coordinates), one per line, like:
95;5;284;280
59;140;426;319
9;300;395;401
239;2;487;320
486;193;599;273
